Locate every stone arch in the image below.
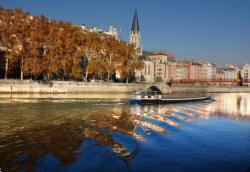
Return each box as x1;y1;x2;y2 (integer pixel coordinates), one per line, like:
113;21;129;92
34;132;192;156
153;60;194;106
146;85;162;94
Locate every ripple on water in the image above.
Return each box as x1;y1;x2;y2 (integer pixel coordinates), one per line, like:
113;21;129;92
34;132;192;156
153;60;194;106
0;93;250;172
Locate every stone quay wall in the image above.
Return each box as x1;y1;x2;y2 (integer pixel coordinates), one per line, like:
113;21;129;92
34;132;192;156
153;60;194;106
0;80;145;93
0;80;250;94
207;86;250;93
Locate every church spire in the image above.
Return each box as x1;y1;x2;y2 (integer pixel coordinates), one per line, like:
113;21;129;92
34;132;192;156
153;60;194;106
131;10;139;33
130;10;140;49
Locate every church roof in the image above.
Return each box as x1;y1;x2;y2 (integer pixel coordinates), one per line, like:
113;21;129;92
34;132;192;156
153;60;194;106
131;10;139;32
138;54;151;61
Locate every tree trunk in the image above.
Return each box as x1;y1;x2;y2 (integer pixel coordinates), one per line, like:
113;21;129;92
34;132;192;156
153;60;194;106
20;57;23;80
4;57;8;80
47;73;50;81
108;56;112;81
85;70;88;81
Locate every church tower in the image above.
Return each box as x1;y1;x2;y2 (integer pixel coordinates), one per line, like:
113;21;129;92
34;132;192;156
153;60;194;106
130;10;140;49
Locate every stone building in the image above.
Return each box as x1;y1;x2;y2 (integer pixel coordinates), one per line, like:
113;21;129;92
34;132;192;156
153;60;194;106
217;65;238;82
243;64;250;86
148;51;175;83
135;54;154;83
189;61;203;80
104;26;120;40
80;24;120;40
175;61;189;81
135;51;175;83
207;63;217;81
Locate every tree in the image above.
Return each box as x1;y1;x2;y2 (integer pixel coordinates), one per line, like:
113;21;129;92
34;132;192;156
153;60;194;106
0;7;143;81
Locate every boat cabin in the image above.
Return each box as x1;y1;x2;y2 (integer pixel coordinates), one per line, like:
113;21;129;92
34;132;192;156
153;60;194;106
131;91;162;100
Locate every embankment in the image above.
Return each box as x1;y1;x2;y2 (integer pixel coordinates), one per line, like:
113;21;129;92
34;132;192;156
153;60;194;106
0;80;249;99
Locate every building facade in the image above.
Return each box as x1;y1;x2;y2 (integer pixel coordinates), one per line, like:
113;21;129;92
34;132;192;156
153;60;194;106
207;63;217;81
80;24;120;40
104;26;119;40
135;55;154;83
189;61;202;80
217;65;238;81
135;51;174;83
243;64;250;86
175;61;188;81
148;51;175;83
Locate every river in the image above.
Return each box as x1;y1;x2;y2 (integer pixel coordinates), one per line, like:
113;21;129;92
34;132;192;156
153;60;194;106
0;93;250;172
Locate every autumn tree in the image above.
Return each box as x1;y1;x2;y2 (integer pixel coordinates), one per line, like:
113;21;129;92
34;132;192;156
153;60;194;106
0;7;144;82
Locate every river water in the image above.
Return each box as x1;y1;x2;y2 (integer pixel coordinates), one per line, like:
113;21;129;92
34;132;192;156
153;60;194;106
0;93;250;172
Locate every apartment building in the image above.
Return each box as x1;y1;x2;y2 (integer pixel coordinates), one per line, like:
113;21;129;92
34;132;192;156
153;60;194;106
243;64;250;86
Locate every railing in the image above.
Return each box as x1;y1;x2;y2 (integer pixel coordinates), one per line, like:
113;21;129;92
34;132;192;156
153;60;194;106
243;79;250;83
168;79;240;83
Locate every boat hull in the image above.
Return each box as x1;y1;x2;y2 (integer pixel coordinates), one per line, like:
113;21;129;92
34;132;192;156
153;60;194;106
130;96;211;105
129;99;160;105
160;96;210;103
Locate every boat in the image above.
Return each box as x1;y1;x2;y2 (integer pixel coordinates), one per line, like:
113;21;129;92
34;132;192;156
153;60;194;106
129;91;211;105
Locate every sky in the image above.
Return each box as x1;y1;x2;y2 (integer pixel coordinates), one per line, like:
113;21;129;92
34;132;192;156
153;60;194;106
1;0;250;65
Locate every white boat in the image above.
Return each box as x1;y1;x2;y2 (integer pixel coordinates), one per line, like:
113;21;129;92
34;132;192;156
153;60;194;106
130;91;211;105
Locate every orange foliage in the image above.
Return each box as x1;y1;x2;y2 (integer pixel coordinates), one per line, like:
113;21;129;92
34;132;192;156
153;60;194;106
0;7;143;81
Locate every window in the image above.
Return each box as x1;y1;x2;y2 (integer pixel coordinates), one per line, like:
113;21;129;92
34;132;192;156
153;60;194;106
148;65;150;75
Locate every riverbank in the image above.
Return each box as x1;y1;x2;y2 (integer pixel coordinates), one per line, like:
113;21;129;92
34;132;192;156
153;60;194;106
0;80;250;98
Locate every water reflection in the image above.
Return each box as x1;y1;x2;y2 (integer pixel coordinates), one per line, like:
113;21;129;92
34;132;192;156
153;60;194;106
0;93;250;171
206;93;250;120
0;106;139;171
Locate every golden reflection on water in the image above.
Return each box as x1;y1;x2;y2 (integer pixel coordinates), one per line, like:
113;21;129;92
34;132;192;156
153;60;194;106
130;93;250;121
205;93;250;119
0;93;249;171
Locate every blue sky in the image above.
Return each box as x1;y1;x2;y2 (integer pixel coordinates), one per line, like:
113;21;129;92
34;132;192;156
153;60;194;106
1;0;250;65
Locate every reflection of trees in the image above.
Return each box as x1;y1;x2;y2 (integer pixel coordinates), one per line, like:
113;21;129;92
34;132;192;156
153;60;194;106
82;109;140;165
2;103;201;171
0;107;140;171
4;95;249;172
1;121;84;171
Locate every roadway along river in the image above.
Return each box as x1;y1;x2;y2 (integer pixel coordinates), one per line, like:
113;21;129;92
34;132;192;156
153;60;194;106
0;93;250;172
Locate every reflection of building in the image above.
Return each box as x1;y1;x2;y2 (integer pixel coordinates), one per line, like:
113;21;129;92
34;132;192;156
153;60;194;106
207;93;250;118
